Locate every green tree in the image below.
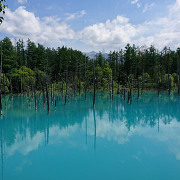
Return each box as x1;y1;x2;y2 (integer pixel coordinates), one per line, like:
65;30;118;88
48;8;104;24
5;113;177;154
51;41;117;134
95;65;103;89
0;0;7;24
1;37;17;76
16;39;25;67
102;64;112;90
96;52;105;68
1;73;9;93
36;43;46;70
144;45;156;80
26;39;37;70
11;66;35;93
124;44;132;76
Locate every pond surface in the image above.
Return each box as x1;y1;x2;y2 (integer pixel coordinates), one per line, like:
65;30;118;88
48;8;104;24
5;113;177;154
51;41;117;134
0;91;180;180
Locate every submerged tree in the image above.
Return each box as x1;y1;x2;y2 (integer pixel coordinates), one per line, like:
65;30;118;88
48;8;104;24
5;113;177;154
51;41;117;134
0;40;2;115
0;36;180;100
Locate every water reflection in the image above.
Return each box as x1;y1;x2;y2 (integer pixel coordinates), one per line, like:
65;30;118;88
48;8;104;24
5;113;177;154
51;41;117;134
93;109;96;151
1;122;4;180
0;92;180;179
0;92;180;155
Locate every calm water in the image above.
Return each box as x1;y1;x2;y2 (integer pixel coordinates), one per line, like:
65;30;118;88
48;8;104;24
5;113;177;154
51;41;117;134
0;91;180;180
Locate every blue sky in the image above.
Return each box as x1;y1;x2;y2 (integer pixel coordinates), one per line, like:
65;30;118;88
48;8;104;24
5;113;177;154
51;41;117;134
0;0;180;52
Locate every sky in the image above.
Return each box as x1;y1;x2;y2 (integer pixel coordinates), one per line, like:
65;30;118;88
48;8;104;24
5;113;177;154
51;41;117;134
0;0;180;52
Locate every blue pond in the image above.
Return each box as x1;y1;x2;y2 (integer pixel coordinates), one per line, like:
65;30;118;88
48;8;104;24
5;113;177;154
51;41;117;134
0;91;180;180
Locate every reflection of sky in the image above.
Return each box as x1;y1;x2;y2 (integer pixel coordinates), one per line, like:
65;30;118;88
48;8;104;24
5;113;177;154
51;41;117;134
1;93;180;180
3;109;180;161
137;119;180;161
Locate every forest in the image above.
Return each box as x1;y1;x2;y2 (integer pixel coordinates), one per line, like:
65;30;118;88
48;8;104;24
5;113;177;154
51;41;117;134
0;36;180;98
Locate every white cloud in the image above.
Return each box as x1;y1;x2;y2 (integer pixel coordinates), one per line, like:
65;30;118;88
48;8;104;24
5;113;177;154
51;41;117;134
79;0;180;51
169;0;180;17
131;0;141;8
79;16;140;49
142;3;155;13
131;0;139;4
1;0;180;51
17;0;27;4
66;10;86;21
0;6;75;45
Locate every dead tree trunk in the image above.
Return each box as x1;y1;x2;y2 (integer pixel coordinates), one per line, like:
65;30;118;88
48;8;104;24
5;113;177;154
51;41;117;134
23;66;24;95
20;68;23;95
65;70;68;105
61;78;63;99
78;62;81;96
42;71;45;107
34;85;37;110
111;77;114;101
54;80;56;97
158;65;160;96
73;73;76;97
141;67;144;95
3;73;6;109
93;61;96;108
137;76;140;99
109;77;111;100
178;55;180;95
46;82;49;114
0;43;2;115
167;51;171;95
51;83;53;104
27;85;30;107
117;61;120;94
55;99;56;110
54;80;56;109
85;57;87;100
42;80;45;107
130;79;132;104
10;70;13;99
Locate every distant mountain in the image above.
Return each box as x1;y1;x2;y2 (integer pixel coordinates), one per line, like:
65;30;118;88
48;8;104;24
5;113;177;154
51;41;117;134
84;51;108;59
83;51;97;59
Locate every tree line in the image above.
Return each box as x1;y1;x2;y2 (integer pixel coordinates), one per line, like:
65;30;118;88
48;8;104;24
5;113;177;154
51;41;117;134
0;37;180;97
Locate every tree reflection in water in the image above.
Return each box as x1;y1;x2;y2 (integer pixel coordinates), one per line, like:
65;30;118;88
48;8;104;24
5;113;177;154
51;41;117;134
0;91;180;158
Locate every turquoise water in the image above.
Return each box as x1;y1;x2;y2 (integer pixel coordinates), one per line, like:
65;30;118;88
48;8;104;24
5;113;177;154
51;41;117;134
0;91;180;180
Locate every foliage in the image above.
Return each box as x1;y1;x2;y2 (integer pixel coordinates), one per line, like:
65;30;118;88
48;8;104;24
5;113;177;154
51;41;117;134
1;73;10;93
11;66;36;92
163;74;174;88
0;0;7;24
0;36;180;93
0;37;17;76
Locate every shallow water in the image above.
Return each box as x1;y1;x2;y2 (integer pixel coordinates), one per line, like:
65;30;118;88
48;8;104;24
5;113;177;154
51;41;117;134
0;91;180;180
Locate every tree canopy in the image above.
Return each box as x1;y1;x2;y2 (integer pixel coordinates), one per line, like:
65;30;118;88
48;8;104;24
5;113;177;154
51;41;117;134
0;0;7;24
0;37;180;94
